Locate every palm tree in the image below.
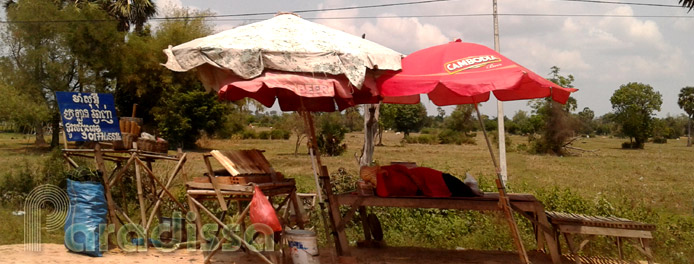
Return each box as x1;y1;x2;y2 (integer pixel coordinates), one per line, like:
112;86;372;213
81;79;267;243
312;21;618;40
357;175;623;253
681;0;694;11
678;87;694;147
103;0;157;32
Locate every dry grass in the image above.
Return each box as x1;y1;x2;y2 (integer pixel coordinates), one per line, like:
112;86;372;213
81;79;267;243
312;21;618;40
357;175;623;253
192;132;694;215
2;131;694;262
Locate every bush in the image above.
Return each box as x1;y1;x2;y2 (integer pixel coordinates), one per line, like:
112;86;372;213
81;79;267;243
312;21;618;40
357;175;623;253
652;136;667;144
258;131;271;139
420;128;439;135
316;113;348;156
437;129;475;145
241;129;257;139
270;128;291;140
403;134;437;145
622;141;644;149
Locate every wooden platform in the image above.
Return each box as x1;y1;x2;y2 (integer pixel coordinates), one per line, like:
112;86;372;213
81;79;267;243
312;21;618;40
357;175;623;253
322;174;563;264
546;211;655;264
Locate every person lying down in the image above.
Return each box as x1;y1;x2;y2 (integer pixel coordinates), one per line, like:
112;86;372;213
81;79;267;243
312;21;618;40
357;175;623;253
360;164;483;198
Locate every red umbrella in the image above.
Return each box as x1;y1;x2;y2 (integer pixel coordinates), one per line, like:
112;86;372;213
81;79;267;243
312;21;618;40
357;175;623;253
378;39;577;105
216;69;381;112
376;40;578;264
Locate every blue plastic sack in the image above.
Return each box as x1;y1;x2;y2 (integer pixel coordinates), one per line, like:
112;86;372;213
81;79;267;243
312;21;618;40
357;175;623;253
64;179;108;257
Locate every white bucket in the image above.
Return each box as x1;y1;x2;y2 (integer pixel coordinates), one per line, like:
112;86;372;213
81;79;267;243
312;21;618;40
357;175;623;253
286;229;320;264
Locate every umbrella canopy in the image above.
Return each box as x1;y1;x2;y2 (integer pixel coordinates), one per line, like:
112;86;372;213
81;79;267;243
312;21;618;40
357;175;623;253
378;40;577;105
163;14;402;111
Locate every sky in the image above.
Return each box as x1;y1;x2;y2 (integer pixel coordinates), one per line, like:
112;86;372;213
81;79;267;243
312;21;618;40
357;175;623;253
154;0;691;117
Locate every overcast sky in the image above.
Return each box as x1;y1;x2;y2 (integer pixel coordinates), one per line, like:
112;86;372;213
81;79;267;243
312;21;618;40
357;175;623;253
158;0;693;118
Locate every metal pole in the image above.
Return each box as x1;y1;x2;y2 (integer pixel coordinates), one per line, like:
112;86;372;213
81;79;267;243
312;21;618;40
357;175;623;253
493;0;508;185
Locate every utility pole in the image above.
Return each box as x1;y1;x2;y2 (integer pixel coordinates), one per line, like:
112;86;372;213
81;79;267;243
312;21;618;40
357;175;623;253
493;0;508;185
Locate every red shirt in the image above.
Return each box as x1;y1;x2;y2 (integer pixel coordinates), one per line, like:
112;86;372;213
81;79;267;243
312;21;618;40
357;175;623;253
375;165;451;197
376;165;418;197
408;167;451;197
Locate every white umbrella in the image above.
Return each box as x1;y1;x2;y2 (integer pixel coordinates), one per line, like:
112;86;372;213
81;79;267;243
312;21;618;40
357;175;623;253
163;13;402;91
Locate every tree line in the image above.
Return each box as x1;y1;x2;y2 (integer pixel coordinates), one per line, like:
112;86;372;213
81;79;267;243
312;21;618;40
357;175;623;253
1;0;693;154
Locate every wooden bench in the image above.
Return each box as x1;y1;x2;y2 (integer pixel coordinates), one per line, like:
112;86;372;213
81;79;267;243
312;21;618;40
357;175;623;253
321;175;564;264
546;211;655;264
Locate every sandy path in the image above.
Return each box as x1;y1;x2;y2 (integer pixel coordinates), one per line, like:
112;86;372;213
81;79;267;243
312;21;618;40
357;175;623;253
0;244;561;264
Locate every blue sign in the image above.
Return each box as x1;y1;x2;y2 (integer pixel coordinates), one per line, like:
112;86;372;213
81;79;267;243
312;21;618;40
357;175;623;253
56;92;122;142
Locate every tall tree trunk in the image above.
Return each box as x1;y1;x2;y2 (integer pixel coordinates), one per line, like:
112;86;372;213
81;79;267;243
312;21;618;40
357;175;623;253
50;112;60;148
34;121;46;145
359;104;379;166
688;117;692;147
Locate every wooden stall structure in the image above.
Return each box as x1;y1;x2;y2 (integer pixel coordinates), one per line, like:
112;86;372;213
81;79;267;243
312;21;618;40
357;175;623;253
546;211;655;264
62;143;188;241
319;165;564;264
186;149;305;264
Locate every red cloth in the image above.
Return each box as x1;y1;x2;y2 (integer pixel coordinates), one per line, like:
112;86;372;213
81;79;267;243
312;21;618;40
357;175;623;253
408;167;452;197
375;165;452;197
375;165;419;197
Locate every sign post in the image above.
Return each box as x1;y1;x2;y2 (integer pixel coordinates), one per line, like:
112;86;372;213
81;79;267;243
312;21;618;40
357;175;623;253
56;92;121;247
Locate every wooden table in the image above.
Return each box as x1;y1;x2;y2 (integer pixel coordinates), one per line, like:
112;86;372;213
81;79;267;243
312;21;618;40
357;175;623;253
62;147;188;240
321;176;563;264
185;180;304;264
546;211;655;264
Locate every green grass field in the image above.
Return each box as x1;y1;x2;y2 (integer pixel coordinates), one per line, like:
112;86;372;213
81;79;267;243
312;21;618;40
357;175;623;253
1;131;693;263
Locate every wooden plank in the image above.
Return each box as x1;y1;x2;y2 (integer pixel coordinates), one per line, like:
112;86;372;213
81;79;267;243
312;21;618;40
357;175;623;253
558;225;653;238
335;194;537;212
134;156;148;228
321;171;350;256
204;154;228;211
210;150;240;176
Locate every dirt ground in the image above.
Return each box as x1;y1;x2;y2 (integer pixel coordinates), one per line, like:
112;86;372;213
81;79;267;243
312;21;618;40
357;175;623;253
1;243;559;264
2;244;651;264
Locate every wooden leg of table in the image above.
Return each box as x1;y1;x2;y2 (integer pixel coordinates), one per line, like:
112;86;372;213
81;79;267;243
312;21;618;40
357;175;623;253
187;195;205;247
134;157;148;229
289;191;305;229
358;206;371;242
564;233;580;264
616;237;624;260
641;238;654;264
534;209;562;264
321;175;350;256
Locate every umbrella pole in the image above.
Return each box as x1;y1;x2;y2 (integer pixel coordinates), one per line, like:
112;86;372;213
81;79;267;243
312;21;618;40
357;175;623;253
473;104;531;264
300;111;336;260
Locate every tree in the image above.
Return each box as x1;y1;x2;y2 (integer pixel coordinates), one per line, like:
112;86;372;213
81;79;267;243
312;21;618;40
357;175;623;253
528;66;579;155
677;86;694;146
315;112;348;156
379;103;427;137
443;105;476;133
610;82;662;149
680;0;693;11
277;112;308;156
153;87;226;148
576;107;595;135
113;7;214;125
102;0;157;33
2;0;123;146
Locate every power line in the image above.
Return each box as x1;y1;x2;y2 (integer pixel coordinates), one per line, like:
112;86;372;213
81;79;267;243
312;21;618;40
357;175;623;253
556;0;684;8
0;0;454;23
1;0;690;24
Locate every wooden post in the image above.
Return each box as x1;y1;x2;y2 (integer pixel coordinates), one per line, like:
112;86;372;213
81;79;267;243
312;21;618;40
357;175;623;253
134;155;148;228
321;167;350;256
474;104;530;264
94;143;119;247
